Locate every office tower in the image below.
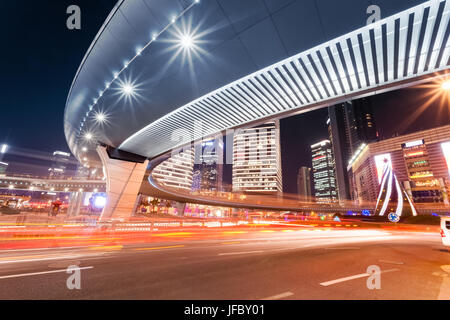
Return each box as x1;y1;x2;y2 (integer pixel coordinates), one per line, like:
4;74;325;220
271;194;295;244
297;166;312;201
48;151;71;178
151;148;194;191
328;97;378;201
311;140;337;202
232;120;282;194
192;138;224;192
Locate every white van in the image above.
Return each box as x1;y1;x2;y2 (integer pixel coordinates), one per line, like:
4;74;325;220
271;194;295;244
441;217;450;247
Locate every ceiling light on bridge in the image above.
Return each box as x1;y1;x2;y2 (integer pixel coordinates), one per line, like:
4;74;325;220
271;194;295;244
84;132;93;141
180;34;194;49
29;186;34;191
64;188;69;192
82;147;87;152
8;185;14;190
76;1;200;145
94;112;107;123
122;83;135;95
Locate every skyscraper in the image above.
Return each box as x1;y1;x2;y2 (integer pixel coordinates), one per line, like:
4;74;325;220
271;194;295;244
151;148;195;191
192;138;224;192
311;140;337;203
232;121;282;194
328;98;378;201
297;166;312;201
48;151;71;178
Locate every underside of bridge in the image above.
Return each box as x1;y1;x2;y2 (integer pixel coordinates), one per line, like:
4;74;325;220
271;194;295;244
64;1;450;220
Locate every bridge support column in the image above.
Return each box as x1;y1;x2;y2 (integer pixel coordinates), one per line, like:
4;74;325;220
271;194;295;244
174;202;186;216
67;192;83;217
97;146;148;221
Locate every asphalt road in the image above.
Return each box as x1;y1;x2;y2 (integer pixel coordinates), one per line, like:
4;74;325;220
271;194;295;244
0;228;448;299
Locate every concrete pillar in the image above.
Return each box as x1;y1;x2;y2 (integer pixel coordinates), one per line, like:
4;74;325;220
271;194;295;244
67;192;83;217
97;146;148;221
438;178;449;204
174;202;186;216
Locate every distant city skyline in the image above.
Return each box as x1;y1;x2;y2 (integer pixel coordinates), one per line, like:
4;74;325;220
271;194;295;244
2;84;449;195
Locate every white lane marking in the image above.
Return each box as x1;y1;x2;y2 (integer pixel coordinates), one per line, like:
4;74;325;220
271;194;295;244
0;266;93;280
218;251;263;256
0;253;108;265
261;291;294;300
438;267;450;300
432;272;448;277
379;259;404;265
0;255;84;265
441;265;450;274
320;268;400;287
325;247;360;250
0;246;87;253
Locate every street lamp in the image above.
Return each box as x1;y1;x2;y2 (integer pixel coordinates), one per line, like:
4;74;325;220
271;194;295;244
442;81;450;91
0;144;7;154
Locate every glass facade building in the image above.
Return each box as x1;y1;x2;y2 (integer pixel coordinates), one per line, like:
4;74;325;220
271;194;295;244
48;151;71;178
232;121;282;194
192;138;224;192
348;125;450;205
328;98;378;201
297;166;312;202
151;148;195;191
311;140;337;203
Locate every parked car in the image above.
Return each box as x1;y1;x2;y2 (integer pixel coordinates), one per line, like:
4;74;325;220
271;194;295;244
0;206;20;215
440;216;450;247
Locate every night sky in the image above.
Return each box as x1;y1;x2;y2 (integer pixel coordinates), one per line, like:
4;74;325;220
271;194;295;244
0;1;117;153
0;1;448;193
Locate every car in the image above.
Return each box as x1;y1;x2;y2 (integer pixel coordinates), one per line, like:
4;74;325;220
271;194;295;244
440;216;450;247
0;206;20;215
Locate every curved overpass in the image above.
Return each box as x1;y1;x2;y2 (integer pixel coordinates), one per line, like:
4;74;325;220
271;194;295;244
64;0;450;220
142;150;450;215
65;0;449;163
